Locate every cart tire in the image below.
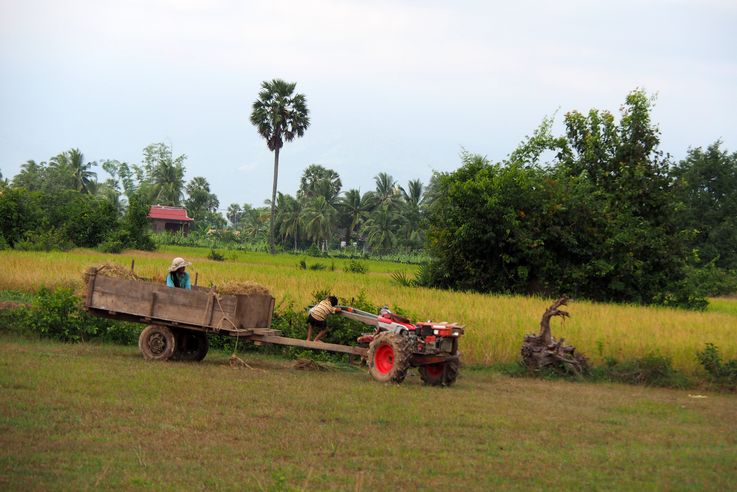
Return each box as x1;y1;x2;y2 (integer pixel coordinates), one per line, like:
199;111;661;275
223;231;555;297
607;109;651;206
419;359;459;387
367;332;412;384
139;325;177;361
172;330;209;362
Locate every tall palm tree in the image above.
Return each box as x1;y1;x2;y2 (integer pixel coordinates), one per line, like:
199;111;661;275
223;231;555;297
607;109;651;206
303;195;336;251
250;79;310;254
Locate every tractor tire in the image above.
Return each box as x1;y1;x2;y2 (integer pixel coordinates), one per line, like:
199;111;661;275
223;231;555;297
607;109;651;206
139;324;177;361
419;359;459;387
171;330;209;362
367;332;412;384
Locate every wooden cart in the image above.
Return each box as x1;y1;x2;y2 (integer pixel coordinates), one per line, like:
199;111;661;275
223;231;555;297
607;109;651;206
84;267;367;362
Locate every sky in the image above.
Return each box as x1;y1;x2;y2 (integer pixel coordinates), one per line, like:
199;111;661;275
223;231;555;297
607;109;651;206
1;0;736;210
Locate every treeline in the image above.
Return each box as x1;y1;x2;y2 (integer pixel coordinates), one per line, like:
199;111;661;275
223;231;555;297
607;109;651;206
1;89;736;308
0;143;224;252
0;143;431;256
423;90;737;308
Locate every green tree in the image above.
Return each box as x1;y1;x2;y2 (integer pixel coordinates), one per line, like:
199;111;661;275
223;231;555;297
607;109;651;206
12;160;47;191
185;176;219;226
142;143;186;206
227;204;243;228
399;179;425;250
303;195;336;251
363;205;405;255
373;172;401;210
275;193;303;251
250;79;310;254
672;141;737;270
338;188;375;246
298;164;342;202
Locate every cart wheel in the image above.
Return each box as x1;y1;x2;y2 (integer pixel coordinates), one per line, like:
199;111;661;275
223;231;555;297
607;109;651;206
139;325;177;361
172;330;209;362
419;359;459;387
367;332;412;384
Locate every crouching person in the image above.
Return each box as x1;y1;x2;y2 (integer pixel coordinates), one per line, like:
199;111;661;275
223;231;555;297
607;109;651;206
307;295;340;342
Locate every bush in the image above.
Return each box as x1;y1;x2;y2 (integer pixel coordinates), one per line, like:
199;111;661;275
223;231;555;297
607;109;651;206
24;287;98;342
309;263;326;271
0;234;8;250
344;260;368;274
99;239;125;254
593;354;691;388
697;343;737;388
14;228;73;252
208;249;225;261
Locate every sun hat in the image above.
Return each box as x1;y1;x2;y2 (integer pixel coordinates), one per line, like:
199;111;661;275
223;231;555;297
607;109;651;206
169;257;191;272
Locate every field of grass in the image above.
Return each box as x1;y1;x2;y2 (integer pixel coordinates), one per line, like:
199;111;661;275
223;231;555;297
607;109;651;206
1;247;736;373
1;336;735;490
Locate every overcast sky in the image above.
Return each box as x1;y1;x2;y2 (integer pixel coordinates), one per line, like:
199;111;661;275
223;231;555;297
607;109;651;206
1;0;736;209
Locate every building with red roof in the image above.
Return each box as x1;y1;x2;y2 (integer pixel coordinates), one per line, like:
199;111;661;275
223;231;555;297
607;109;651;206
147;205;194;235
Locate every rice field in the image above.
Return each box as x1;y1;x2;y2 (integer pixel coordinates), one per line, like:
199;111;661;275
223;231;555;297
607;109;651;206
1;247;736;373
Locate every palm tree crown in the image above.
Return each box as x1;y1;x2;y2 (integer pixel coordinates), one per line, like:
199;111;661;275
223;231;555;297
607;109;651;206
250;79;310;254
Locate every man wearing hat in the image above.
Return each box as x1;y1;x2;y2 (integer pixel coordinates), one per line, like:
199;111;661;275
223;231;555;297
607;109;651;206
166;257;192;289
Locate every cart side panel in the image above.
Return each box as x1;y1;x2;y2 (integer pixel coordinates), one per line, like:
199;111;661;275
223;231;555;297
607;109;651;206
235;294;274;329
89;276;238;328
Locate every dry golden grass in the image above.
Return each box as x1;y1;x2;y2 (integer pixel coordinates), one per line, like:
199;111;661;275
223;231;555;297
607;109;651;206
1;247;736;372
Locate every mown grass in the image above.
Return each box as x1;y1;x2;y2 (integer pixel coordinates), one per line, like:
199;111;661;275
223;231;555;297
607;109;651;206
0;337;736;491
1;248;736;373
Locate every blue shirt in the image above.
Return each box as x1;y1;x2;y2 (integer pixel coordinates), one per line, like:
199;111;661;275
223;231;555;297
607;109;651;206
166;271;191;289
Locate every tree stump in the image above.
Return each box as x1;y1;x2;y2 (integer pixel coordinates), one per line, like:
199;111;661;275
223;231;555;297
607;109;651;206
521;297;589;376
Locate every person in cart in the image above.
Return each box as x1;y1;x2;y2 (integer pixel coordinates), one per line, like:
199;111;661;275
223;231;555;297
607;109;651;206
166;257;192;289
307;295;340;342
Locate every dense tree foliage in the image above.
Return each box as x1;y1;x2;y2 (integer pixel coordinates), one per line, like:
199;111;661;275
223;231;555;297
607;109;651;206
2;88;735;306
425;90;707;308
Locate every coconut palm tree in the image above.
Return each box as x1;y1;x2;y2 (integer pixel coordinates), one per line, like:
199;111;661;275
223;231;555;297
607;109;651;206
374;172;401;209
399;179;425;249
298;164;342;202
339;188;375;246
275;193;303;251
250;79;310;254
363;205;406;255
303;195;336;251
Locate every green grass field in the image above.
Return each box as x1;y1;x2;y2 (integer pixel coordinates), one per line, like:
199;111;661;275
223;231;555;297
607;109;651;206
2;247;736;373
1;337;736;491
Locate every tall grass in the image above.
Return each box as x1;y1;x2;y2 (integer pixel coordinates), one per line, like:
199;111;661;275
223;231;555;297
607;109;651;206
1;248;735;372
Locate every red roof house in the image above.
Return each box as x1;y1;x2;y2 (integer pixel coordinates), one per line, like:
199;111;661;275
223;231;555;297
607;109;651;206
147;205;194;235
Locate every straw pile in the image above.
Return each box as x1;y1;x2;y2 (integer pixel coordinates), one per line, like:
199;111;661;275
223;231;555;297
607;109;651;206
83;263;140;287
214;281;271;297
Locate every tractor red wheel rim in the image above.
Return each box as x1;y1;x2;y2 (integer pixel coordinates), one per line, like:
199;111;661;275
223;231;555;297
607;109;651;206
425;363;444;378
374;344;395;374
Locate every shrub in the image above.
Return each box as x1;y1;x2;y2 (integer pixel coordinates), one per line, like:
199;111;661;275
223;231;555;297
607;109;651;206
14;228;73;252
99;239;125;254
309;263;326;271
208;249;225;261
390;270;415;287
697;343;737;388
594;354;691;388
344;260;368;274
24;287;98;342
